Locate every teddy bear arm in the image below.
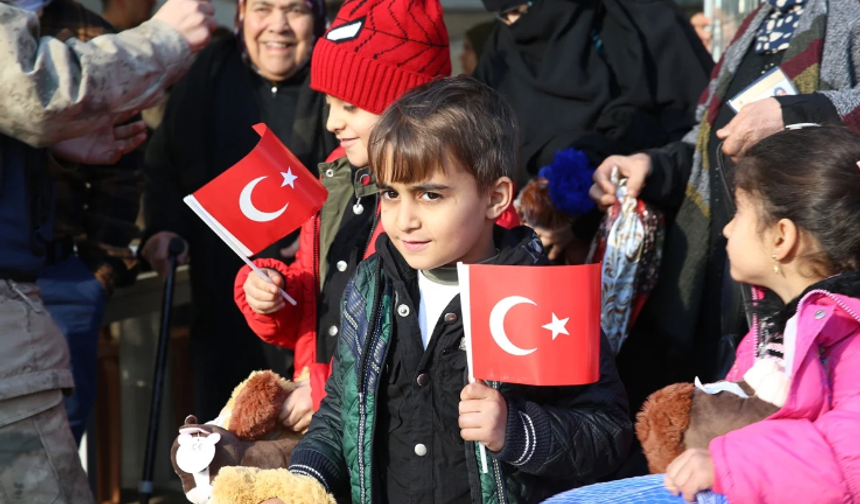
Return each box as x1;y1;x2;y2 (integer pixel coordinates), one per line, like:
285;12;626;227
685;389;780;449
240;437;300;469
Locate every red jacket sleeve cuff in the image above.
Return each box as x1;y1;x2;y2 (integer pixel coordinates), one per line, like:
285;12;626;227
234;258;302;347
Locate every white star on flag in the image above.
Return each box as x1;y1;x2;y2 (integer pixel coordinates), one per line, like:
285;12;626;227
542;313;570;340
281;169;298;188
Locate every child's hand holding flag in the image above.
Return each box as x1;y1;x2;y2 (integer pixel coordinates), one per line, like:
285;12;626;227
457;262;602;471
459;382;508;453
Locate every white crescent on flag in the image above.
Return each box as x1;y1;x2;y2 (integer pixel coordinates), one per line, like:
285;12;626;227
489;296;538;356
239;175;289;222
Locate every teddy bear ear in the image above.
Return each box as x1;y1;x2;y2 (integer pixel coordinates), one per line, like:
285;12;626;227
185;415;198;425
206;433;221;445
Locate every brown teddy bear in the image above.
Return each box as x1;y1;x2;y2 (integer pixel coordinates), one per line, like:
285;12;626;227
515;177;592;265
209;466;333;504
635;378;782;474
170;370;312;503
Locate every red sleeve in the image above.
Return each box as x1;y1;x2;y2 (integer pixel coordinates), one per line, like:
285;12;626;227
495;203;521;229
234;258;310;348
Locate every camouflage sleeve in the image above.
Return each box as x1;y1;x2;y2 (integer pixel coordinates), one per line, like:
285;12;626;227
0;4;192;148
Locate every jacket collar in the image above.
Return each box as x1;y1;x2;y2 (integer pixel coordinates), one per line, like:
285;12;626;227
755;271;860;335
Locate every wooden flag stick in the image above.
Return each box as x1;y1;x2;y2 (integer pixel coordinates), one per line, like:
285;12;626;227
184;195;296;306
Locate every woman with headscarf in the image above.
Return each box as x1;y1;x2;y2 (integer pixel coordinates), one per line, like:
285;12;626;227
142;0;336;421
460;21;495;75
473;0;713;181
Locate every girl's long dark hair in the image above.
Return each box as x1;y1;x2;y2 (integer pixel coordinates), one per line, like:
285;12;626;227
734;125;860;278
735;125;860;328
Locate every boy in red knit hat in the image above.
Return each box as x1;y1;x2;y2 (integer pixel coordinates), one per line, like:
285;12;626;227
233;0;453;432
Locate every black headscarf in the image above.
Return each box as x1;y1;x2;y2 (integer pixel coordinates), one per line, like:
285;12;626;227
466;21;496;60
474;0;713;180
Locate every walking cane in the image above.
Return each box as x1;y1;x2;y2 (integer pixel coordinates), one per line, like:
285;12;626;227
139;238;186;504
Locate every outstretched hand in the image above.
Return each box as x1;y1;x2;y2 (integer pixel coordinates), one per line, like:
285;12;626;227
152;0;217;54
52;118;146;165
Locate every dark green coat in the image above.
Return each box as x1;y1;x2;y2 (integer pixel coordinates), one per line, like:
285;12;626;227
289;229;632;504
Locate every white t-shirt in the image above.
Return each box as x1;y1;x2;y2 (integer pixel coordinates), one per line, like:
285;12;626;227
417;270;460;349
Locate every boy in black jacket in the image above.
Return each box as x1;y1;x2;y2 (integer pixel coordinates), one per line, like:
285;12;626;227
211;75;632;504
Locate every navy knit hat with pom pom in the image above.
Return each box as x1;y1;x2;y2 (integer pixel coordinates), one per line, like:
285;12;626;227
538;148;596;216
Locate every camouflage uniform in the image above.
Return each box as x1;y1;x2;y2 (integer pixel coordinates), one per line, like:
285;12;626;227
0;3;193;501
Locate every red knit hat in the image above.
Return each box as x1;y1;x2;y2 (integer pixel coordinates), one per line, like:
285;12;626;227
311;0;452;115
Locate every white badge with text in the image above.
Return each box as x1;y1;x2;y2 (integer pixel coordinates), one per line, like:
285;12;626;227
727;67;798;113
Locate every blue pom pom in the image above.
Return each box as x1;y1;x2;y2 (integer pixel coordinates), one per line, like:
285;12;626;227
537;148;596;216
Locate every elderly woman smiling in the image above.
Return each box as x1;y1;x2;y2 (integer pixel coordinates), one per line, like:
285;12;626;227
142;0;337;421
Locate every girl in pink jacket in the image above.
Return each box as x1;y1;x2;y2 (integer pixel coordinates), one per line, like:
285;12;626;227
544;125;860;504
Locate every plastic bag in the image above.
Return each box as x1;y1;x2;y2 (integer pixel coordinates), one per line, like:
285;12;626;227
587;167;665;355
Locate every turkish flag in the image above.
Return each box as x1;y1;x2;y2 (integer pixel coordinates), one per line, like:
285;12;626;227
184;124;327;256
459;263;601;386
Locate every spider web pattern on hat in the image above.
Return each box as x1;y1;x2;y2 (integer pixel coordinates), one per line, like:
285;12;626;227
333;0;450;77
311;0;451;114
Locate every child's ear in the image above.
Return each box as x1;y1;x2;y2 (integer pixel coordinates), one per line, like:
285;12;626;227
486;177;514;220
772;218;799;262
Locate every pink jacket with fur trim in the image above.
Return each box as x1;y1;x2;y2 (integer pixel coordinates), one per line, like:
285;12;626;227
713;290;860;503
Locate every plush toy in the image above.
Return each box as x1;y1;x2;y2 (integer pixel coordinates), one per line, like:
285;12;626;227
210;466;334;504
170;371;306;504
513;147;596;265
516;177;572;234
635;360;788;474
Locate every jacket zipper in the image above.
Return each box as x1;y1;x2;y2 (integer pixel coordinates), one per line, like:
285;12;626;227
488;381;508;504
799;289;860;324
357;259;385;504
313;214;321;296
744;289;860;379
757;289;860;356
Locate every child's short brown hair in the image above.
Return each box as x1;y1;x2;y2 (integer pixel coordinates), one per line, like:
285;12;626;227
368;75;519;188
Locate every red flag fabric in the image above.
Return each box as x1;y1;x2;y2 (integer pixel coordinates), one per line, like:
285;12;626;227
460;263;601;386
184;124;327;256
